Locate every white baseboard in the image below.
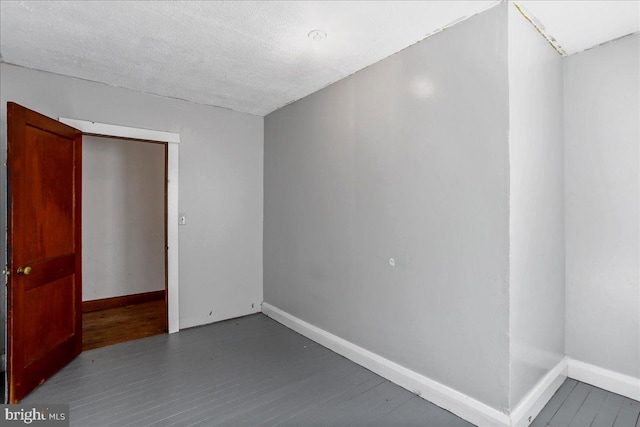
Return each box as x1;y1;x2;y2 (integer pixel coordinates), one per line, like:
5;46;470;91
510;358;567;427
260;303;640;425
262;302;511;427
568;358;640;401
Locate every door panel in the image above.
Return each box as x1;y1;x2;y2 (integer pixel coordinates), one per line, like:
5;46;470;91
19;126;75;261
7;102;82;403
24;276;76;365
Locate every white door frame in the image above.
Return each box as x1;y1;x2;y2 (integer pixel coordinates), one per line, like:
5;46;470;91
59;118;180;333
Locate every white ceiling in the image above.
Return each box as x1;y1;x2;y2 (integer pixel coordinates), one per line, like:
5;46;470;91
1;1;638;116
518;1;640;55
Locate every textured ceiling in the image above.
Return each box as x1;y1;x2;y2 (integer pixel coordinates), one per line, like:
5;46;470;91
1;1;638;116
0;1;498;115
518;0;639;55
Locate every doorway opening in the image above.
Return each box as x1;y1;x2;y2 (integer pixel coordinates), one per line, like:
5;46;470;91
81;135;167;351
59;117;181;335
3;107;181;403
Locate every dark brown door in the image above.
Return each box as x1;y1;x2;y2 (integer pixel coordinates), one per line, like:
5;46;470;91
6;103;82;403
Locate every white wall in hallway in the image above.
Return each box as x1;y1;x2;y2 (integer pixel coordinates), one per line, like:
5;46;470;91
82;135;166;301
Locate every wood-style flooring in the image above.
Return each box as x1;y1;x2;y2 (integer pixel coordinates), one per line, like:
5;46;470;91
82;299;167;351
532;378;640;427
24;313;640;426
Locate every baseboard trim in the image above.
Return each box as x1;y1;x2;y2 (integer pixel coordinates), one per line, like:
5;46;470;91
510;358;567;427
262;302;511;427
568;358;640;401
82;290;166;313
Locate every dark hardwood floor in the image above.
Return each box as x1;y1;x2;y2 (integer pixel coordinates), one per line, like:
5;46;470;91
82;299;167;351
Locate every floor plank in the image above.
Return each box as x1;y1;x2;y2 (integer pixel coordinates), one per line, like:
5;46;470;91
26;314;470;427
271;376;385;426
547;382;593;426
82;299;167;351
531;378;579;427
568;385;608;427
613;399;640;427
368;396;470;427
21;313;640;427
591;392;629;427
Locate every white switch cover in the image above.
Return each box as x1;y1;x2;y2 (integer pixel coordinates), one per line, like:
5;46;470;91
179;214;187;225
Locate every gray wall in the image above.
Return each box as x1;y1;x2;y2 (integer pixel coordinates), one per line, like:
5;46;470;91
83;136;166;301
264;5;511;410
564;34;640;379
507;4;565;407
0;62;264;330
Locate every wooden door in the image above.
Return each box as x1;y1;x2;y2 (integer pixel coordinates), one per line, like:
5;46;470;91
6;103;82;403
